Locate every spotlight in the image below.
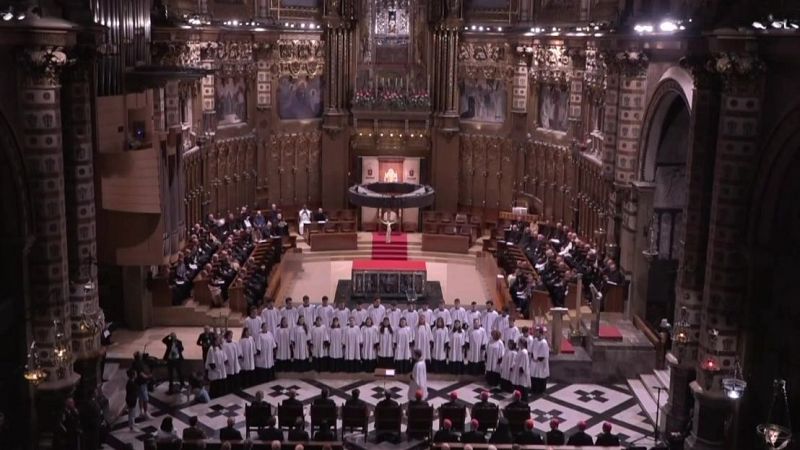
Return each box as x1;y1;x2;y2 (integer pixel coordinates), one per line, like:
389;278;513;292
16;11;25;20
771;20;785;29
752;21;766;29
634;23;654;33
471;25;476;30
659;20;678;32
497;27;503;32
478;26;484;31
2;11;12;21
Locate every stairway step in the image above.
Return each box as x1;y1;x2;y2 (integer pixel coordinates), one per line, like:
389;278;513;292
627;378;658;426
654;368;670;389
640;373;669;409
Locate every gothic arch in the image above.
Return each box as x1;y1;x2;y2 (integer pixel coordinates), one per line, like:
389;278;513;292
638;75;692;182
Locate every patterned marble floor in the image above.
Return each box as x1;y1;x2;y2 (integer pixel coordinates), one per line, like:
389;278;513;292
105;375;656;449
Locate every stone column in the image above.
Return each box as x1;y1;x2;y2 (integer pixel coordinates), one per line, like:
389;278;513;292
566;46;586;141
18;45;80;448
685;49;765;450
61;59;103;399
613;56;648;185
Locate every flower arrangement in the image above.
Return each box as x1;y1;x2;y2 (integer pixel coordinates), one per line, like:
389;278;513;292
352;89;376;108
406;90;431;109
378;89;407;109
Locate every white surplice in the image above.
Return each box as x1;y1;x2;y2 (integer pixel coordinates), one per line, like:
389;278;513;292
467;327;488;363
317;305;335;327
449;330;467;363
351;308;368;326
368;305;386;326
244;316;264;341
222;340;242;375
500;349;517;382
239;336;256;371
450;307;469;328
310;325;329;358
482;310;499;332
378;327;394;358
334;308;350;329
275;327;292;361
531;338;551;379
512;348;532;388
431;327;450;360
408;360;428;400
387;308;402;329
394;326;413;360
254;331;276;369
502;326;522;347
300;305;316;329
281;306;298;327
260;307;280;335
414;323;433;360
485;339;505;372
361;325;379;360
206;346;227;381
328;327;344;359
343;325;362;360
291;325;311;360
433;308;452;327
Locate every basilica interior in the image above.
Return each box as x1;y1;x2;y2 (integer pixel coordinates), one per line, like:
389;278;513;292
1;0;800;449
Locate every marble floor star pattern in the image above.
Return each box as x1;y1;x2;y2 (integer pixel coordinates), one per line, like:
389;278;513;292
105;375;656;449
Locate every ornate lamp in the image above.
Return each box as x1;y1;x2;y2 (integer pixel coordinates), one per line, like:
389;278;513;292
53;319;70;378
722;360;747;400
642;215;659;261
700;328;721;388
672;306;691;346
23;341;47;386
757;379;792;449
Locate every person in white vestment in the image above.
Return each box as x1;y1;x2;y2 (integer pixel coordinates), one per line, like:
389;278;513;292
387;302;402;329
344;317;363;372
466;318;488;375
433;302;452;328
482;301;499;333
351;303;368;327
500;340;517;392
206;337;227;398
394;317;413;373
244;306;264;341
369;298;386;326
291;316;312;372
467;302;482;331
298;204;312;235
419;304;434;327
531;326;550;395
450;299;469;330
361;317;380;373
334;303;350;330
414;315;434;362
222;330;242;393
317;296;334;327
495;309;510;335
502;315;521;348
328;317;344;372
239;328;257;388
408;349;428;401
485;329;505;386
280;298;298;329
377;317;395;368
300;296;316;331
260;300;280;336
254;323;277;382
275;317;292;372
431;317;450;373
310;317;330;372
513;338;532;401
448;320;467;374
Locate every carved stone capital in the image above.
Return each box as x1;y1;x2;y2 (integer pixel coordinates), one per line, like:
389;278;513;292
17;46;72;87
601;50;649;78
704;52;765;95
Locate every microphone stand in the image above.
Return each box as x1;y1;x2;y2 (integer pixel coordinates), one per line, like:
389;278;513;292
653;385;666;445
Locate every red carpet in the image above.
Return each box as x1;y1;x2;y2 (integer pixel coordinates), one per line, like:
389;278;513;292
560;339;575;354
371;232;408;260
599;325;624;341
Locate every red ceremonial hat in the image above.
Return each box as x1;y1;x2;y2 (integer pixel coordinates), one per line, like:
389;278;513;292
525;419;534;430
415;389;423;400
480;391;489;401
443;419;452;429
549;419;560;429
603;422;612;432
513;390;522;400
578;420;588;430
471;419;480;429
450;391;458;400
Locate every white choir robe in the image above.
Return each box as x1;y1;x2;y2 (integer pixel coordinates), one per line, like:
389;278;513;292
414;324;434;360
255;331;277;369
387;309;402;329
368;305;386;325
300;305;316;329
239;337;256;371
334;309;350;328
317;305;335;327
485;340;505;373
468;311;482;329
404;309;419;330
343;326;363;360
433;308;452;327
281;307;299;327
394;327;413;360
419;308;434;326
431;328;450;361
361;325;380;360
298;209;311;234
378;328;394;358
500;349;517;382
260;308;280;335
206;347;228;380
521;334;535;355
512;348;532;388
244;316;264;340
495;315;510;334
275;328;292;361
449;331;467;363
310;326;329;358
328;328;345;358
222;341;242;375
531;338;551;378
502;326;522;347
482;310;499;333
351;309;368;326
291;326;311;360
408;360;429;400
467;327;488;363
450;307;469;328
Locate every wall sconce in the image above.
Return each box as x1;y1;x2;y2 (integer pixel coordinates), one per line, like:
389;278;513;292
700;328;720;389
23;341;47;386
53;319;70;378
722;360;747;400
672;306;690;346
642;214;659;261
756;379;792;449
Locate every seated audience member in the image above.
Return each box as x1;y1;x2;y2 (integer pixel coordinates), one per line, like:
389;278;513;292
270;441;281;450
294;446;304;450
345;388;367;408
258;417;284;442
471;390;497;416
287;417;309;441
461;419;486;443
514;419;544;444
488;417;513;444
156;417;180;443
219;417;243;441
313;389;336;407
442;391;460;408
567;420;594;446
313;421;336;441
251;390;269;407
182;416;206;441
546;419;565;445
407;389;429;409
595;422;622;446
504;390;530;413
433;419;459;443
282;389;303;409
375;391;401;444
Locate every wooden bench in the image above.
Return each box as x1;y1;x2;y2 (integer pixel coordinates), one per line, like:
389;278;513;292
421;233;470;253
154;441;345;450
310;232;358;251
431;444;625;450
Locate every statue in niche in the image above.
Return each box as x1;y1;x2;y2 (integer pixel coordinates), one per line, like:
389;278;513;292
384;168;399;182
327;0;340;16
447;0;460;18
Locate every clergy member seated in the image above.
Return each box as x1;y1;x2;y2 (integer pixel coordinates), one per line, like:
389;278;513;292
503;390;531;415
182;416;207;441
257;417;284;442
313;207;327;222
470;390;498;418
375;391;401;444
545;419;565;445
461;419;486;444
287;417;309;442
219;417;243;441
298;205;312;235
313;389;336;408
282;389;303;409
313;421;336;441
407;389;429;409
515;419;544;444
433;419;459;443
345;388;367;408
595;422;622;446
488;417;514;444
567;420;594;446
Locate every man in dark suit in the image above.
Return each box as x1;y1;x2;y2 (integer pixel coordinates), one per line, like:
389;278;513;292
162;332;185;394
219;417;243;441
375;392;401;444
433;419;459;443
196;326;215;364
182;416;207;441
595;422;622;446
313;389;336;407
567;420;594;446
503;390;531;417
287;417;308;441
461;419;486;443
344;389;367;408
407;389;429;409
545;419;565;445
282;389;303;409
313;421;336;441
257;416;284;442
470;390;498;421
515;419;544;444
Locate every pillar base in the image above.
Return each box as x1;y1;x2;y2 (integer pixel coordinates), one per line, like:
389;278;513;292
663;352;695;434
34;373;81;450
684;380;731;450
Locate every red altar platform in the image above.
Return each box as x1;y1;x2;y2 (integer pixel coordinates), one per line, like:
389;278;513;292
352;259;426;271
351;259;427;298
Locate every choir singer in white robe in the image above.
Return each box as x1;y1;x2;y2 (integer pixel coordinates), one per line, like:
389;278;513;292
377;317;395;368
513;338;532;401
222;330;242;393
531;326;550;395
254;323;277;382
206;337;227;398
485;329;505;387
310;317;329;372
414;315;434;362
298;204;312;235
408;349;428;401
394;317;413;373
328;317;345;372
239;328;257;388
361;317;380;373
431;317;449;373
466;318;488;375
344;317;363;372
275;317;292;372
448;320;467;374
291;316;312;372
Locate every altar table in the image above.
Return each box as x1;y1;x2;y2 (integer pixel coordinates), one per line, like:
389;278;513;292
351;259;427;298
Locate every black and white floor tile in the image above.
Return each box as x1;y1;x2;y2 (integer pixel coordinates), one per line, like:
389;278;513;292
106;375;657;449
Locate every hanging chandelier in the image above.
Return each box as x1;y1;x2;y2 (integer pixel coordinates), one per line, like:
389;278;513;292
53;319;70;378
672;306;691;345
722;360;747;400
23;341;47;386
642;215;659;261
756;379;792;449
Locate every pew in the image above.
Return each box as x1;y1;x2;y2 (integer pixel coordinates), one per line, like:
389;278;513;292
431;445;625;450
341;404;369;439
406;404;434;440
149;440;345;450
309;232;357;251
310;403;338;436
421;233;471;253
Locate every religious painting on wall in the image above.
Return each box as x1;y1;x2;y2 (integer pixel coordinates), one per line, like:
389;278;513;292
459;78;507;123
537;84;569;131
277;75;324;120
215;77;247;125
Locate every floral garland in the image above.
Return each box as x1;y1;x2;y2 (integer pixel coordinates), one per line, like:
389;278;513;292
351;89;431;110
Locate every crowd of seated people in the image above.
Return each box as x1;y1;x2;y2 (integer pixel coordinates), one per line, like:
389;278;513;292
501;222;623;312
169;226;220;304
